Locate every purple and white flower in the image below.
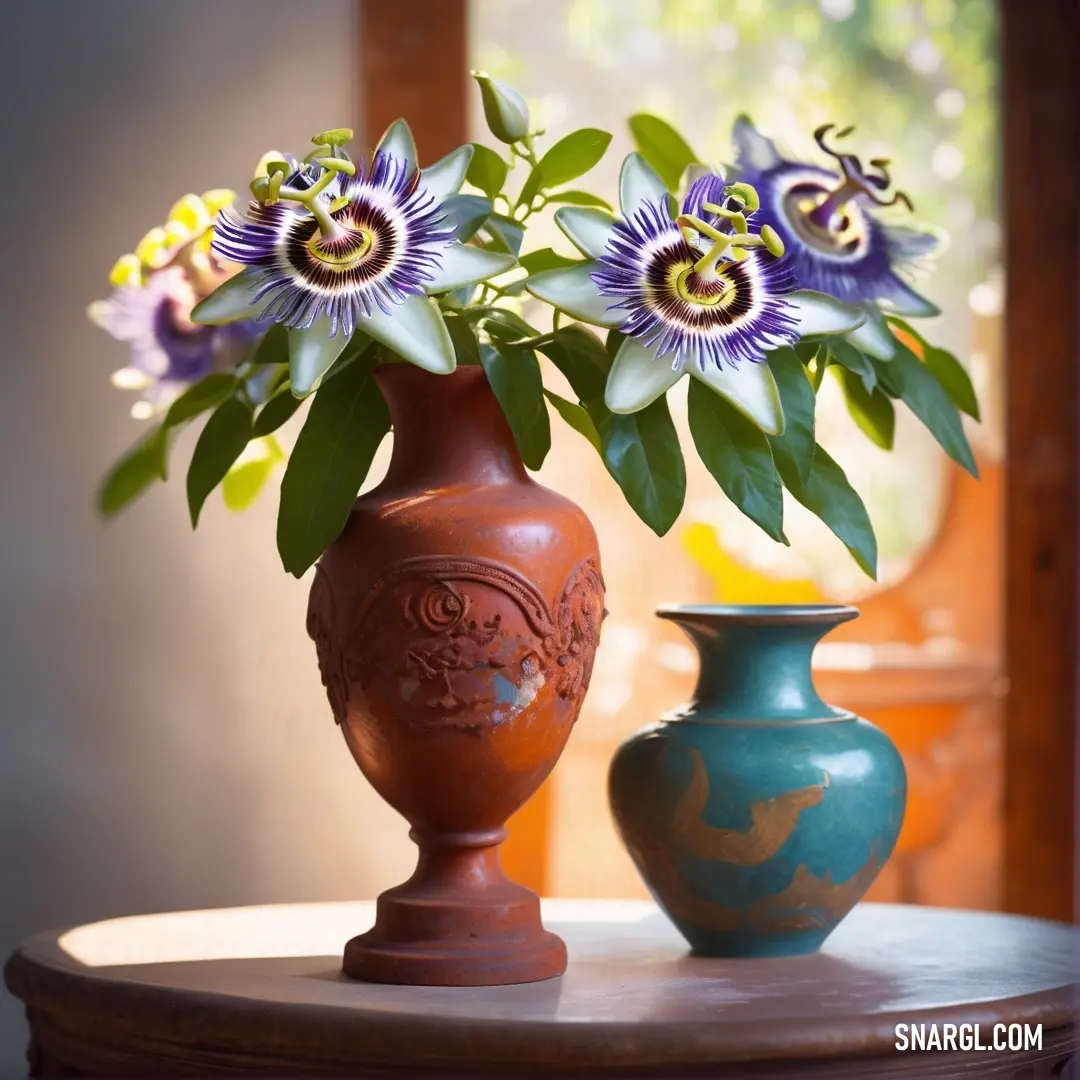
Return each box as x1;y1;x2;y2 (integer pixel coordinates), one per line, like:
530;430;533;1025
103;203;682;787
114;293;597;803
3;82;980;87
731;118;941;359
89;267;262;417
192;122;516;392
525;154;865;434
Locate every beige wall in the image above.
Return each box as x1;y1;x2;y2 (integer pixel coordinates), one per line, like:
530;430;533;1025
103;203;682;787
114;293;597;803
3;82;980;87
0;2;417;1069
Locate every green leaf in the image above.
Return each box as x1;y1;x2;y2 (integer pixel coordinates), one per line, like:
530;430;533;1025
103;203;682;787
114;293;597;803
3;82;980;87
687;379;786;543
288;317;350;396
834;366;896;450
828;339;877;394
163;373;238;429
276;355;390;577
444;312;483;366
186;397;254;527
768;347;877;575
606;328;626;361
466;142;508;199
808;344;828;393
440;194;492;242
96;426;169;517
595;395;686;536
545;189;612;209
536;324;610;403
628;113;699;191
767;347;816;487
518;248;580;274
519;128;613;208
887;318;980;420
543;389;601;451
484;320;530;342
483;342;552;470
221;438;284;512
482;212;525;255
461;305;539;341
248;323;289;365
539;324;683;532
872;342;978;477
924;346;980;421
320;331;372;385
253;385;303;436
222;458;275;511
774;443;878;580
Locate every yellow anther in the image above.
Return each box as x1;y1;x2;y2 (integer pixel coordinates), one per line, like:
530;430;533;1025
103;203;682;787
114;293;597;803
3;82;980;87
760;224;785;257
319;156;356;176
312;127;354;146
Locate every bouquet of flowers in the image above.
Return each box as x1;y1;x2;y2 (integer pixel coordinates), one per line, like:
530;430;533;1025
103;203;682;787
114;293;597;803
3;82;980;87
91;74;978;580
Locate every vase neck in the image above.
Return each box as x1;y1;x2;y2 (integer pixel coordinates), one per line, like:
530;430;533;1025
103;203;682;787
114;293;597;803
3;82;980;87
374;363;528;488
660;605;858;722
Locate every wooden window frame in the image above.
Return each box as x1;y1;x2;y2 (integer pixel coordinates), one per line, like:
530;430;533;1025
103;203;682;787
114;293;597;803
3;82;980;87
1001;0;1078;921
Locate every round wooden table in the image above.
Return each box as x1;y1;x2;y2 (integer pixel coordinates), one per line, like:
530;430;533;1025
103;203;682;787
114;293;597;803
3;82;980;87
5;900;1077;1078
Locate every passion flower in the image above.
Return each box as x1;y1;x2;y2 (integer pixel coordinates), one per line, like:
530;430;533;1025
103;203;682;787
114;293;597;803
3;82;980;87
89;190;263;416
731;118;942;358
525;154;864;434
192;123;516;389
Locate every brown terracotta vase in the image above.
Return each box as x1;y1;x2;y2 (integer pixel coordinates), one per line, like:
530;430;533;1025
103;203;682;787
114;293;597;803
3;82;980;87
305;363;605;986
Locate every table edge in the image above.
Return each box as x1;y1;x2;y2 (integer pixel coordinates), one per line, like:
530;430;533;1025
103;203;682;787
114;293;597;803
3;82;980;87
5;941;1078;1070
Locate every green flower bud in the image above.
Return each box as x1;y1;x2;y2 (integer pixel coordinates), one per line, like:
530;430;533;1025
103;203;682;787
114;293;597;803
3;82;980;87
471;71;530;144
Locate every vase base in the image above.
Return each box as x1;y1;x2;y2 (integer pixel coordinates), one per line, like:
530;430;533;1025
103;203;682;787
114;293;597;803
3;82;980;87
342;877;567;986
343;927;567;986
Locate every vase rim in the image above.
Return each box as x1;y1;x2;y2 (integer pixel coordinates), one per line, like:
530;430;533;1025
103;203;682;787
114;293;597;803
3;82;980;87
656;603;859;625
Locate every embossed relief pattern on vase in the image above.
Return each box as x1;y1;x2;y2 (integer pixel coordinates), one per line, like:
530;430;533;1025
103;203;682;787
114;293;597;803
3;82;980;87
340;556;604;734
547;558;605;701
306;566;348;725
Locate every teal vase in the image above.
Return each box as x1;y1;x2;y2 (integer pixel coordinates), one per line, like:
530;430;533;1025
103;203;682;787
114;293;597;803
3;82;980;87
608;605;906;958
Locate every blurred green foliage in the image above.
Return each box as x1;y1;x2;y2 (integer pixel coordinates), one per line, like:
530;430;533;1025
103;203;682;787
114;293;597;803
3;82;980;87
555;0;998;277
